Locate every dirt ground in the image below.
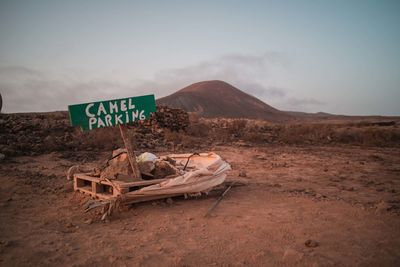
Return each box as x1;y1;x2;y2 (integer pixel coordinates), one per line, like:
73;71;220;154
0;145;400;266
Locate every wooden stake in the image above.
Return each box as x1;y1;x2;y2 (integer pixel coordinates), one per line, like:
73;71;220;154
204;182;235;217
118;124;142;181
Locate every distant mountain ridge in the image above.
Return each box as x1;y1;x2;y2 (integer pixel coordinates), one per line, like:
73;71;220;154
156;80;292;121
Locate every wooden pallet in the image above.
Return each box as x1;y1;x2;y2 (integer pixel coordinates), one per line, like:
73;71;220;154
73;173;167;200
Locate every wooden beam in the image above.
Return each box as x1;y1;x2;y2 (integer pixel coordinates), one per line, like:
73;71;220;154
118;124;142;181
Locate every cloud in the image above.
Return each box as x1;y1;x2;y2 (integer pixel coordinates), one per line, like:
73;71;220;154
0;51;322;113
234;82;286;99
152;51;290;96
286;97;325;109
0;70;135;112
286;97;324;107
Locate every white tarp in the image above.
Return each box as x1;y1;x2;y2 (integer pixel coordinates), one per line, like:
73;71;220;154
119;152;231;202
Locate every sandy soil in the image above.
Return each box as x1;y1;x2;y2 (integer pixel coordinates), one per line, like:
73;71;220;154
0;145;399;266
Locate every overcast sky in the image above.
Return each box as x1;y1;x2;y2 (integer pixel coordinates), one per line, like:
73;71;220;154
0;0;399;115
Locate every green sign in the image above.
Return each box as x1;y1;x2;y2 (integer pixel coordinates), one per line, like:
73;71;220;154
68;94;156;131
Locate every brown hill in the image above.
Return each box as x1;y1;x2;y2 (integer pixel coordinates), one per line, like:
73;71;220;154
157;80;292;121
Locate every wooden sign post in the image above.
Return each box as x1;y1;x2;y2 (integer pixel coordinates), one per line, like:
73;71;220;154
118;124;142;180
68;94;156;181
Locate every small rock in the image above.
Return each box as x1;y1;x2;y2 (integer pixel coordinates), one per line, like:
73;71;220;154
238;170;247;177
84;219;93;225
0;153;5;161
375;201;390;214
166;197;174;205
0;240;16;248
305;239;320;248
282;248;304;263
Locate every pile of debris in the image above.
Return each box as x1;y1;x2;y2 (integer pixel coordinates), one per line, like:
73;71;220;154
69;149;231;219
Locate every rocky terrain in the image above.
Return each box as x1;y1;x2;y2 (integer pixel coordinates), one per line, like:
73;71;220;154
0;108;400;266
1;107;399;159
0;106;189;157
0;145;399;266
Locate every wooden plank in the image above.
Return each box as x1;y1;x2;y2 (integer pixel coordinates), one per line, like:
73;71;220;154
73;173;167;199
73;174;166;188
74;174;113;184
119;124;142;181
76;187;113;200
116;178;168;188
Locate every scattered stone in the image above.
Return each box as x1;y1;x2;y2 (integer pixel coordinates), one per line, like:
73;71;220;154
166;197;174;205
238;170;247;177
84;219;93;225
305;239;320;248
138;161;155;176
375;201;390;214
282;248;304;263
153;160;177;179
304;188;316;196
0;153;5;161
0;240;17;248
256;155;266;160
339;185;355;191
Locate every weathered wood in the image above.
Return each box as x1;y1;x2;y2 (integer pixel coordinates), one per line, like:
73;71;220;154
117;178;168;188
73;173;166;200
204;182;235;217
118;124;142;180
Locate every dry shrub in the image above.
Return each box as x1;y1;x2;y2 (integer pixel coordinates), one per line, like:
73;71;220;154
241;121;270;143
227;119;247;136
180;135;207;149
185;120;211;138
163;129;183;146
333;127;359;144
242;131;269;143
188;112;200;123
74;127;121;151
275;124;311;144
358;127;400;146
199;119;400;147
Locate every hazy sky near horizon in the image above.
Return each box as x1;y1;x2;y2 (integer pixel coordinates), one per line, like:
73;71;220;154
0;0;399;115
